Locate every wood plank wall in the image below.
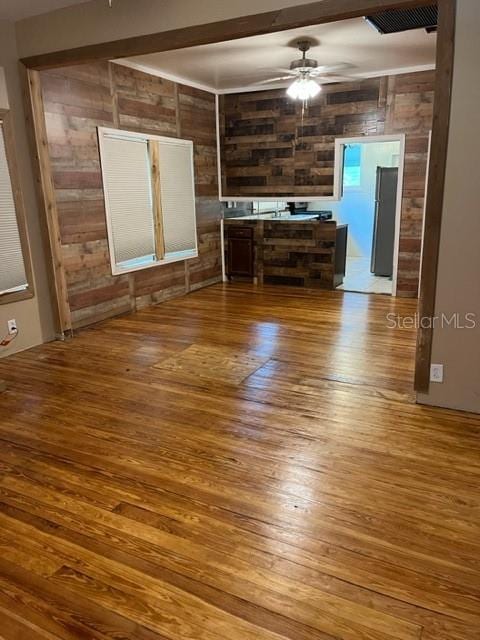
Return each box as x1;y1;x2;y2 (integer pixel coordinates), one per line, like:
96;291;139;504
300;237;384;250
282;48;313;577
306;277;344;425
39;62;221;329
384;72;435;297
221;78;385;197
220;70;434;296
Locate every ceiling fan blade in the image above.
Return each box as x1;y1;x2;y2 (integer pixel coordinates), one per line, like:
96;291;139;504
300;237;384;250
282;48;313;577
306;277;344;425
253;76;295;85
315;74;362;83
310;63;355;77
271;67;298;74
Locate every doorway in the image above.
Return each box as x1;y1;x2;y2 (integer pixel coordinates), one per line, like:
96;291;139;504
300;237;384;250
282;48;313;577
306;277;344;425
22;0;454;393
334;135;405;296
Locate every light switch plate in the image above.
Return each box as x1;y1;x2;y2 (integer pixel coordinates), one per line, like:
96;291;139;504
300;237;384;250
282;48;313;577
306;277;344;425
430;364;444;383
7;319;17;335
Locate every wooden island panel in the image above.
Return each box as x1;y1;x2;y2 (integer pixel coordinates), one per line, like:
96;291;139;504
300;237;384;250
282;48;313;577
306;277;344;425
224;219;343;289
263;221;337;288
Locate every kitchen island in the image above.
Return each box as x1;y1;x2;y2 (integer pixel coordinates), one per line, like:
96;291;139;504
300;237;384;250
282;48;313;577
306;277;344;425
224;216;348;289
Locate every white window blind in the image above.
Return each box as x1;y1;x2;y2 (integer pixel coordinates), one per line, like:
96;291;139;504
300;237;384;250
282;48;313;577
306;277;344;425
100;134;155;267
98;127;198;274
0;121;27;295
158;140;197;257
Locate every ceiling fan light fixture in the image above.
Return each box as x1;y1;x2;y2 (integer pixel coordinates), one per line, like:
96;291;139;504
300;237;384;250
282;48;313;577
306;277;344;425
287;76;321;100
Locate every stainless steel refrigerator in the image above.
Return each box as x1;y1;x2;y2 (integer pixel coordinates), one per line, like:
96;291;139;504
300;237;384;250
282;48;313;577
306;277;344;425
371;166;398;278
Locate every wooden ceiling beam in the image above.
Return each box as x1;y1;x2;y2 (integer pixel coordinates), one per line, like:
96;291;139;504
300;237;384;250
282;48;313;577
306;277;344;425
21;0;434;71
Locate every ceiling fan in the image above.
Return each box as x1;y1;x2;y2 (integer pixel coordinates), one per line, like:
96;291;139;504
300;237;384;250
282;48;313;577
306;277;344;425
255;40;357;100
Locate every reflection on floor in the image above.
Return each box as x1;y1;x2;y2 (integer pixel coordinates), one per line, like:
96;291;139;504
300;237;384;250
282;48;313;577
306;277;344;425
338;256;393;295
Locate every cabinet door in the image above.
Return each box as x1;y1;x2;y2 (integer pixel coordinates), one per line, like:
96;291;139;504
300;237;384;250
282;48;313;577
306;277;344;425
227;237;254;276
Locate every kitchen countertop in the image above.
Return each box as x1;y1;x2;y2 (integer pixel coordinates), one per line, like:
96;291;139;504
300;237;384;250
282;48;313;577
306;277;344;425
226;215;347;229
228;213;326;222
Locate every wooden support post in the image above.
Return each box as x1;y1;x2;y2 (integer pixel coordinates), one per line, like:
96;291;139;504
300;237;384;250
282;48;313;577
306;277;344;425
148;141;165;261
414;0;456;392
22;66;72;335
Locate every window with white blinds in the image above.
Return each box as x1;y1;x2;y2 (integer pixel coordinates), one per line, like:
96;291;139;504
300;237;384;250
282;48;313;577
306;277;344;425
98;127;198;275
158;140;197;257
0;120;28;296
99;134;156;269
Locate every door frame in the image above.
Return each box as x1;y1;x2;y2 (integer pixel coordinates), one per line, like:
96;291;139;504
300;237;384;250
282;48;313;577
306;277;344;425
20;0;456;394
334;134;406;296
418;130;433;295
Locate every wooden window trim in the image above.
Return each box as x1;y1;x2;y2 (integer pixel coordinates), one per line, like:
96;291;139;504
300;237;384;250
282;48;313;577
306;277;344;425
0;108;35;305
148;140;165;262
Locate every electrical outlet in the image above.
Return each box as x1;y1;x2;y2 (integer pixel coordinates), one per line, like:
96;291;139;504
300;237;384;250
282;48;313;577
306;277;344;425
430;364;444;383
7;319;17;335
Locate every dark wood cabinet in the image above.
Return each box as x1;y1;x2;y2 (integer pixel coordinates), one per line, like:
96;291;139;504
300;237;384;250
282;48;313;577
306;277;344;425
334;224;348;288
227;226;254;277
224;220;348;289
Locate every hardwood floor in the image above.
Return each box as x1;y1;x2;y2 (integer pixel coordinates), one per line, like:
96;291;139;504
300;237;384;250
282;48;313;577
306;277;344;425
0;283;479;640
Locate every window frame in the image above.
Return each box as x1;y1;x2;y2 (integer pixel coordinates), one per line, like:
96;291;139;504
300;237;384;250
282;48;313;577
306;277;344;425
0;108;35;305
342;144;362;190
97;126;198;277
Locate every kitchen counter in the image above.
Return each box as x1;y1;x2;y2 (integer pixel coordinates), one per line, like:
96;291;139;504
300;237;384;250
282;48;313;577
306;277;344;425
224;218;348;289
229;213;322;222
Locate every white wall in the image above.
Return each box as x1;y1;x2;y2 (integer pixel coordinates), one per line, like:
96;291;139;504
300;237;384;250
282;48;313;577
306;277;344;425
0;67;8;109
417;0;480;413
332;141;400;258
0;21;55;358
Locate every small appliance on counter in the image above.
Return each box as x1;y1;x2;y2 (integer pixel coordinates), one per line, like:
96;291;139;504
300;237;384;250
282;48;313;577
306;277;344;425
287;202;333;221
